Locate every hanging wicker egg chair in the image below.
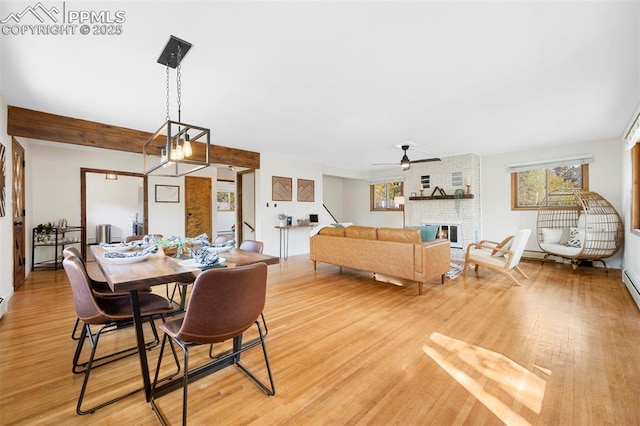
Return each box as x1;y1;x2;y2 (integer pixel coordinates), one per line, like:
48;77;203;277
536;189;623;271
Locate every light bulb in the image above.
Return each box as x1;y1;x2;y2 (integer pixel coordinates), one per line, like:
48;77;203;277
184;134;192;157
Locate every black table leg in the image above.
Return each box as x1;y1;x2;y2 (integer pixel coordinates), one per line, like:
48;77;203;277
130;289;152;401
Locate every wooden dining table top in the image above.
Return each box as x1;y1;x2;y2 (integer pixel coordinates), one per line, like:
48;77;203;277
90;245;279;292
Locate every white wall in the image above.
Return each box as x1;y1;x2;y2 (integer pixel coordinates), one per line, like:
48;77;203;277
343;177;404;228
0;115;634;311
255;152;327;257
622;101;640;310
481;138;623;268
322;175;344;222
25;141;219;271
333;139;624;269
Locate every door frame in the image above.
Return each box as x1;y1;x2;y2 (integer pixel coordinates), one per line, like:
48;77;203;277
11;137;26;289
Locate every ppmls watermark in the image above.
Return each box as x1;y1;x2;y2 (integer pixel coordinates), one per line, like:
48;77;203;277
1;2;126;36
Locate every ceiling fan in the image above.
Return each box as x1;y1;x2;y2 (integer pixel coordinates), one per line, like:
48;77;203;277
373;144;441;171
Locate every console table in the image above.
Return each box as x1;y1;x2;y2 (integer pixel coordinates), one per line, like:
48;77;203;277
275;224;312;260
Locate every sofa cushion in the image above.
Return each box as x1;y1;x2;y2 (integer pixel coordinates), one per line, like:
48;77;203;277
377;228;421;244
318;227;345;237
345;226;378;240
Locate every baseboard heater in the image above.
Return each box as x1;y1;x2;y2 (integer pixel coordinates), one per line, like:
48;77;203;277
623;269;640;311
522;250;562;262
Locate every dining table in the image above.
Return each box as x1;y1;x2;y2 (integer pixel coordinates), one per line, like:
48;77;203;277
90;244;279;402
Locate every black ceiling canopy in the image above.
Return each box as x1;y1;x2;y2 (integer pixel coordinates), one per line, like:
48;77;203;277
157;35;192;68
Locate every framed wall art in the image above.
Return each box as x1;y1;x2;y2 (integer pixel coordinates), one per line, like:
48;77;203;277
155;184;180;203
272;176;292;201
0;143;5;217
297;178;315;202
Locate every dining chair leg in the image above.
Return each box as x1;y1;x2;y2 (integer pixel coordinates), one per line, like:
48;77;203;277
235;322;276;396
76;324;145;415
150;335;187;425
73;317;161;374
261;312;269;337
207;312;268;359
71;317;82;340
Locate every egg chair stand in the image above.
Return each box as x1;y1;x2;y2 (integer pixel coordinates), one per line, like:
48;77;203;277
536;189;623;273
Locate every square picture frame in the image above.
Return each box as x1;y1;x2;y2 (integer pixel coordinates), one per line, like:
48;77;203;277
297;178;315;202
155;184;180;203
272;176;293;201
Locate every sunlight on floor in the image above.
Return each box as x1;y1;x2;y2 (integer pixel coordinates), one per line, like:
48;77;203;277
423;332;548;425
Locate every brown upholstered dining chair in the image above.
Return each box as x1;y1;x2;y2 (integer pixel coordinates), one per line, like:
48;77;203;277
63;255;178;415
150;263;275;425
62;246;151;340
239;239;264;254
236;240;269;336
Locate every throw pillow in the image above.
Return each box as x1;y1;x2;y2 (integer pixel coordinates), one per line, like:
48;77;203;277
559;227;571;245
491;235;513;257
541;228;563;245
566;227;584;248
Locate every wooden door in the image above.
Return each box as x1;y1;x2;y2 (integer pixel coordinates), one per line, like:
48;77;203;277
184;176;212;238
12;138;26;289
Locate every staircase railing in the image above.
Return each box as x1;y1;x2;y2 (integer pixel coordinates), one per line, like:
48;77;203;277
322;204;340;223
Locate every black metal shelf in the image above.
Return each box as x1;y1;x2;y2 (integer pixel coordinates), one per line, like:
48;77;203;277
31;226;84;271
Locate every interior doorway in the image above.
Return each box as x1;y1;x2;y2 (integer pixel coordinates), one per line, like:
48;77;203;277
238;170;256;244
80;168;147;259
184;175;212;238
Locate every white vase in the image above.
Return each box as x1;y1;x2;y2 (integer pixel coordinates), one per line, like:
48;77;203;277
279;220;285;227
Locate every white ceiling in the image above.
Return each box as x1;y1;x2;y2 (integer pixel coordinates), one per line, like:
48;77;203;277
1;1;639;173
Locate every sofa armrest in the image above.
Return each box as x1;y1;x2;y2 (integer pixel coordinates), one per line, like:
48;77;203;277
414;239;451;284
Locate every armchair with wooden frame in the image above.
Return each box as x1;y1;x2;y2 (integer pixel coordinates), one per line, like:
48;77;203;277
463;229;531;286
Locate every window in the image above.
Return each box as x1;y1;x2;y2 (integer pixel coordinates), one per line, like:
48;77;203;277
216;190;235;211
511;164;589;210
370;181;403;211
632;143;640;233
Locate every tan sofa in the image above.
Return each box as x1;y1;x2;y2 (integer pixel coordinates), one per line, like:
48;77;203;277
310;225;451;295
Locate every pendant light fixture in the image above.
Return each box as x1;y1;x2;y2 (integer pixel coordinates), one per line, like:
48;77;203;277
143;35;210;177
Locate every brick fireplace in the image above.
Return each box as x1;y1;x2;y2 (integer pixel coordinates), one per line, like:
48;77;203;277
404;153;481;260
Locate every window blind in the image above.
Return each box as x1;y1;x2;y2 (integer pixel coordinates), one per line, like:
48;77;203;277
505;154;593;173
368;176;404;185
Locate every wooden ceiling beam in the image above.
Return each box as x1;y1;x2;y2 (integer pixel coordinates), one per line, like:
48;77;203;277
7;106;260;170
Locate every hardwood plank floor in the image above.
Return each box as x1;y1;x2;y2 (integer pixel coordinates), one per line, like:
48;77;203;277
1;256;639;425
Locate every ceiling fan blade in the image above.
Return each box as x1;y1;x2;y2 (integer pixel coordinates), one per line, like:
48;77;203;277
410;157;441;164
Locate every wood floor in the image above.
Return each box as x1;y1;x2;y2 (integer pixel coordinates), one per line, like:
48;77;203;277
1;256;639;425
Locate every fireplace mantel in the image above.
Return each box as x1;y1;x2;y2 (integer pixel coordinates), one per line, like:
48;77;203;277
409;194;474;201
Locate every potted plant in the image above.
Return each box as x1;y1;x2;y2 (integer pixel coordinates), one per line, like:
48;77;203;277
35;222;53;242
278;213;287;227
